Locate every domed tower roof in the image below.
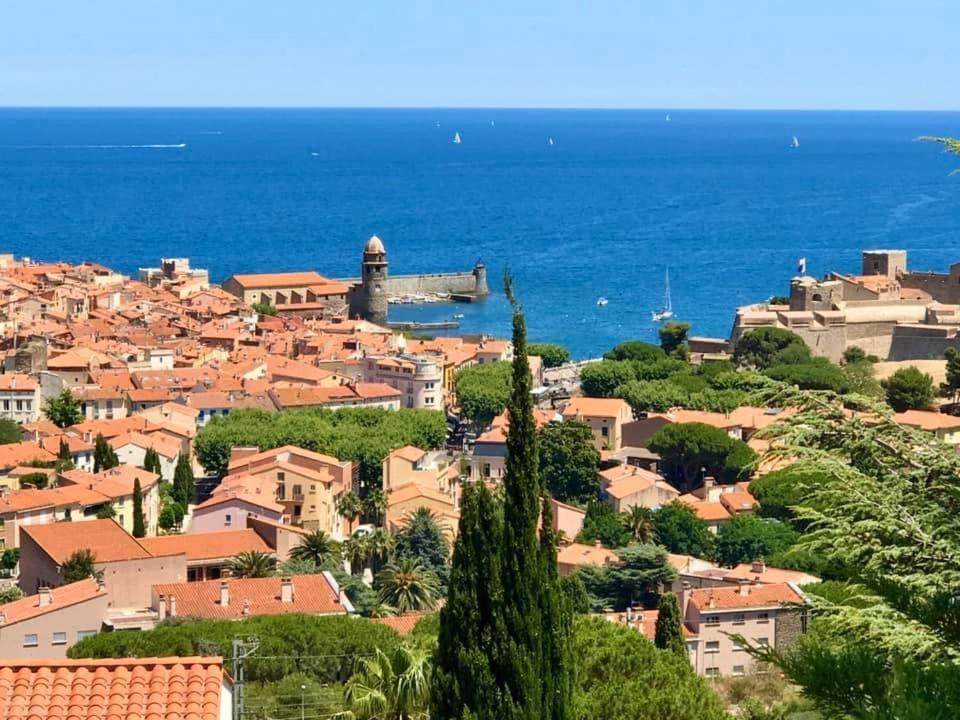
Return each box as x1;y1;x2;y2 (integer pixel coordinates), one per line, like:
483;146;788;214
364;235;386;254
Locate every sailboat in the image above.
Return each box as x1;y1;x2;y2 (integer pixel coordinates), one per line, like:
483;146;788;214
548;137;554;146
596;297;608;307
453;132;462;144
665;114;671;122
791;135;800;148
651;270;674;321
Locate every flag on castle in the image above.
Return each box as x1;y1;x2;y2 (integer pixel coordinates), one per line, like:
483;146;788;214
797;257;807;274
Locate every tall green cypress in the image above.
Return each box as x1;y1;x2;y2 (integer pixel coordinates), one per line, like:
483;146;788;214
172;453;194;507
131;477;146;538
432;275;573;719
143;447;163;481
93;434;118;472
655;592;687;657
57;438;72;464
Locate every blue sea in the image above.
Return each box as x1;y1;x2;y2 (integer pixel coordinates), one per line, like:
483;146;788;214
1;108;959;358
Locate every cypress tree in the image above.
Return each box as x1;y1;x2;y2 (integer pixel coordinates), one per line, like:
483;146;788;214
143;447;162;481
57;438;71;464
172;453;194;507
654;592;687;657
93;434;118;472
132;477;145;538
432;275;573;719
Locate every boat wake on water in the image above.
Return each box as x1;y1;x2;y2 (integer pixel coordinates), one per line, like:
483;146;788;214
2;143;187;149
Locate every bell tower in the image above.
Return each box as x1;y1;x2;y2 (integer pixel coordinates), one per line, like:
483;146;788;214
360;235;389;323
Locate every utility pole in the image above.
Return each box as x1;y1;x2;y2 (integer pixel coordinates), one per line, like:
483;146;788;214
231;636;260;720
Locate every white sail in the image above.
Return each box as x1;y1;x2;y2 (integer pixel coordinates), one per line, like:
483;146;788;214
651;270;674;321
791;135;800;148
453;132;462;144
548;137;554;146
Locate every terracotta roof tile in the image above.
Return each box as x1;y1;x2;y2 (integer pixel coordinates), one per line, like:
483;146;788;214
21;519;155;564
0;578;104;626
561;396;631;419
138;529;271;562
0;656;225;720
689;582;806;611
373;612;431;635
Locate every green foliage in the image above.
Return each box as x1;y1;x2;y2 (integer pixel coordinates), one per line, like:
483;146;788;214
337;491;364;523
715;514;800;567
528;342;571;368
432;277;573;720
944;347;960;400
538;420;600;504
842;346;870;365
92;433;119;472
252;301;278;316
576;501;631;548
394;508;450;593
0;586;23;603
763;360;849;392
768;295;790;305
229;550;276;578
96;503;116;520
455;361;512;427
62;549;98;583
172;453;195;507
622;506;656;544
572;616;728;720
246;673;340;720
1;548;20;571
881;366;934;411
580;360;637;398
291;530;340;567
131;477;145;538
43;389;82;428
648;422;757;487
841;360;882;398
70;614;403;684
560;574;591;614
659;321;691;360
575;543;676;612
374;557;441;614
143;447;163;481
654;592;687;656
195;407;447;480
0;418;21;445
615;379;690;413
343;646;431;720
652;502;716;559
18;472;50;489
749;464;827;522
733;328;809;370
603;340;665;363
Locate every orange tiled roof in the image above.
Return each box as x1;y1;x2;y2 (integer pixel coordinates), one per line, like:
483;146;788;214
138;529;271;562
0;374;37;391
0;442;56;469
0;578;104;626
556;542;619;569
895;409;960;432
154;574;347;619
227;271;331;289
0;656;226;720
373;612;431;635
562;396;631;419
689;582;805;611
21;518;155;564
677;495;732;522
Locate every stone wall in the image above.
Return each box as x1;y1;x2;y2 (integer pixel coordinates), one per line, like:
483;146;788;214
888;326;960;361
774;607;806;652
344;271;484;297
901;271;960;304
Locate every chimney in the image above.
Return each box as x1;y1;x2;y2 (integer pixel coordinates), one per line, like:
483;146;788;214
38;586;52;608
594;539;603;548
157;594;167;621
219;581;230;606
738;582;751;597
280;577;294;603
338;588;347;606
751;560;766;574
0;611;5;625
708;596;716;609
169;594;177;617
242;599;251;616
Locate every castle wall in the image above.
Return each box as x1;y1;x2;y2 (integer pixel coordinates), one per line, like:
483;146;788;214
843;321;898;360
343;271;483;297
900;272;960;304
888;326;960;361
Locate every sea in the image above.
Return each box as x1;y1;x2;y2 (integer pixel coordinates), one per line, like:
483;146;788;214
1;108;960;359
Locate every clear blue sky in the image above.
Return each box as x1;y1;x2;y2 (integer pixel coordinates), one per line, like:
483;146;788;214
2;1;957;109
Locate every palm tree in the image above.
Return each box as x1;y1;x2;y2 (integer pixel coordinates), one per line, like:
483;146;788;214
341;646;430;720
367;528;396;574
374;558;440;614
337;491;364;531
342;535;371;575
229;551;276;578
623;506;656;544
290;530;340;567
363;489;386;524
62;548;99;584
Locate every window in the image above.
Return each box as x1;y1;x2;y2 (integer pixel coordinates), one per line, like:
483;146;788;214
705;641;720;654
705;667;719;678
733;665;745;676
225;514;232;527
425;397;434;405
77;630;96;641
704;615;721;626
732;613;745;625
293;484;303;499
277;472;286;482
15;400;22;412
425;382;435;389
2;400;8;411
757;612;769;624
52;632;67;645
601;426;609;437
482;464;491;478
24;401;31;411
23;634;38;648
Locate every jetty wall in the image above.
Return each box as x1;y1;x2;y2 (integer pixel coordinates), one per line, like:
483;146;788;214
341;271;487;297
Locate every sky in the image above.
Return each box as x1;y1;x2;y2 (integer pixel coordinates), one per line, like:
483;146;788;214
1;1;957;109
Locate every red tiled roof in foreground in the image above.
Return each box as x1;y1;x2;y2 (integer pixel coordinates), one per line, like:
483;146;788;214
373;612;431;636
0;656;226;720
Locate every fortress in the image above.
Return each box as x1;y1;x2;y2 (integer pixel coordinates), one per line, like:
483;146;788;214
222;236;488;324
731;250;960;362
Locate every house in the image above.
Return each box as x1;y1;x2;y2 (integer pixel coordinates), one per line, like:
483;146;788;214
59;466;162;537
385;483;459;537
556;541;619;576
0;374;41;423
676;496;732;534
191;485;286;534
362;355;443;409
39;433;95;472
561;397;633;451
0;443;56;477
0;485;114;550
895;409;960;444
221;271;350;318
724;561;820;587
469;408;557;483
551;499;586;542
0;656;232;720
218;445;353;538
683;582;808;677
0;578;109;658
18;519;186;609
246;515;312;563
383;445;458;497
109;430;181;480
599;463;679;512
151;572;353;620
268;383;402;411
74;386;128;421
139;529;273;583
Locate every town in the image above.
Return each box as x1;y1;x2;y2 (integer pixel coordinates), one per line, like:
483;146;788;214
0;238;954;718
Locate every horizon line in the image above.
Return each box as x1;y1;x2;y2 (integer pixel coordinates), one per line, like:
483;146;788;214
1;104;960;113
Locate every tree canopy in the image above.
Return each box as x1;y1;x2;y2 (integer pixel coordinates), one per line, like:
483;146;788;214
194;406;447;481
733;328;809;370
574;543;676;612
580;360;637;398
394;508;450;593
651;502;716;559
658;322;691;360
538;420;601;504
648;422;756;488
715;514;799;568
528;342;571;368
455;361;512;427
43;389;83;428
602;340;665;363
881;366;934;411
0;418;21;445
